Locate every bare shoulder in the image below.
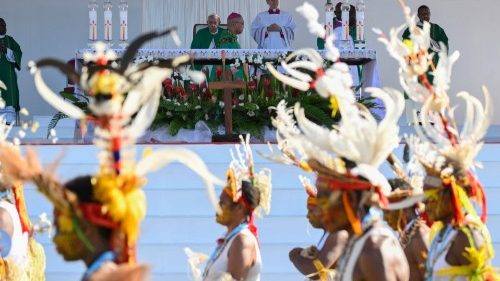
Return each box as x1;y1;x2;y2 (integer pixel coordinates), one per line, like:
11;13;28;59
447;222;488;266
231;232;257;252
359;230;409;281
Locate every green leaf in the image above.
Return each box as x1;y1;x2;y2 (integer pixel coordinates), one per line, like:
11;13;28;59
168;118;184;136
59;91;80;102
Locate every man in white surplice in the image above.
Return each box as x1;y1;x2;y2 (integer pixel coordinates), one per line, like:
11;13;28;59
251;0;296;49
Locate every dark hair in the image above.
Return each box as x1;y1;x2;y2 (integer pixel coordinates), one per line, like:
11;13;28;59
388;178;412;192
64;175;112;240
418;5;429;13
241;181;260;211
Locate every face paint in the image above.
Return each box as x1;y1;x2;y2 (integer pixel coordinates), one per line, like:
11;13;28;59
53;208;90;261
306;204;322;229
215;190;236;226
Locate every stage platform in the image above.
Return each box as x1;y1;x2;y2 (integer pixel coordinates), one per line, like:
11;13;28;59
19;143;500;281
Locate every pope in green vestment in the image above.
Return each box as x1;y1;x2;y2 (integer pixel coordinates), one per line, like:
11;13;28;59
0;18;22;112
191;27;224;49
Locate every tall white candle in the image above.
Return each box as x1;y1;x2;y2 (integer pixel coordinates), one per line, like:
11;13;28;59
120;10;128;41
89;10;97;41
104;9;112;41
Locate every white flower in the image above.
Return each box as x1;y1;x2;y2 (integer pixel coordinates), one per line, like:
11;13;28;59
239;56;246;63
187;70;206;84
20;108;29;116
195;105;201;109
247;55;254;63
247;111;255;117
239;94;244;101
219;101;225;108
166;111;172;117
180;72;191;81
205;114;209;120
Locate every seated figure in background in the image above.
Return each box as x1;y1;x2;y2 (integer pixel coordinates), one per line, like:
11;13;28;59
191;14;223;50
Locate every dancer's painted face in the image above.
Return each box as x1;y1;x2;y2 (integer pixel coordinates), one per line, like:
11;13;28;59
216;190;237;226
306;203;323;229
316;189;348;233
423;185;451;223
384;209;403;231
53;210;86;261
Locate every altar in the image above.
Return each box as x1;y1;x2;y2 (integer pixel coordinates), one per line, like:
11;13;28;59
75;48;380;90
71;48;382;143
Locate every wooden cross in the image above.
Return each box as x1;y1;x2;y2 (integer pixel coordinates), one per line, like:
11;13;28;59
208;70;246;142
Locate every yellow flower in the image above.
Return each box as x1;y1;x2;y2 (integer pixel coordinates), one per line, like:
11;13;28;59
329;97;339;118
92;172;147;245
402;39;414;51
90;72;120;96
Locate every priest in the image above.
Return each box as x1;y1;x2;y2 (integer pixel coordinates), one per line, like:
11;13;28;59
190;14;223;50
0;18;22;124
214;13;245;80
251;0;296;49
402;5;448;83
216;13;244;49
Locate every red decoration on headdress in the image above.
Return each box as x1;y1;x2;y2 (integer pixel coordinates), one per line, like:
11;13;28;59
467;171;487;223
80;203;120;229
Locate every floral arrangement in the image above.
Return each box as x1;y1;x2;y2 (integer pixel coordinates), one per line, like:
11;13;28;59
48;52;379;140
152;56;380;138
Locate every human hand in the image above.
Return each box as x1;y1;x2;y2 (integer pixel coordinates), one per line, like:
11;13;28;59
267;23;281;32
289;247;303;261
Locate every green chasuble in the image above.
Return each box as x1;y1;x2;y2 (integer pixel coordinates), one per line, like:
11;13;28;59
0;35;22;111
215;29;240;49
212;30;244;80
402;22;448;84
190;27;224;49
191;27;224;71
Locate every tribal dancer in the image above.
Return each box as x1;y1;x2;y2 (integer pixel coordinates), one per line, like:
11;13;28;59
264;4;409;280
385;178;429;281
187;135;271;281
0;82;46;281
288;176;348;280
0;29;223;281
376;2;499;280
261;143;347;281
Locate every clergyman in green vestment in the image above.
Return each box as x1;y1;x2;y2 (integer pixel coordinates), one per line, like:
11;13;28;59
212;13;244;80
402;5;449;84
190;14;224;50
401;5;448;124
0;18;22;122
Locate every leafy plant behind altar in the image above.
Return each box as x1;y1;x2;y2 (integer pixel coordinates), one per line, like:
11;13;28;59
48;58;379;141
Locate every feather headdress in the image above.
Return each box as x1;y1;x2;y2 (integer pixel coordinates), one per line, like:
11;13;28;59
21;29;224;264
375;2;491;224
263;3;405;236
224;135;272;239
